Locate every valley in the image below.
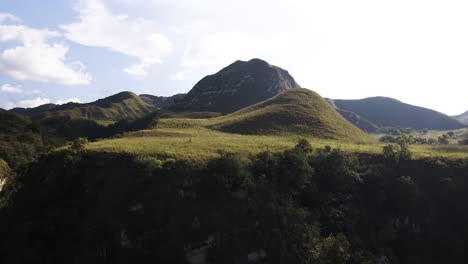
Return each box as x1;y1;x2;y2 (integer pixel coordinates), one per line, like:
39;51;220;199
0;58;467;264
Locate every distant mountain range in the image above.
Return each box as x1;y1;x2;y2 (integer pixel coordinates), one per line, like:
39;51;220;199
328;97;466;131
10;92;155;121
6;58;467;133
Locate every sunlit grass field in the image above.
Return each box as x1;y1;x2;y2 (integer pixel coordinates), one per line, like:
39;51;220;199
87;118;468;163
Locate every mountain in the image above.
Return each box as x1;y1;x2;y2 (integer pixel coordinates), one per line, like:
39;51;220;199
11;92;155;121
170;58;301;113
209;88;370;141
329;97;467;130
139;93;186;108
453;111;468;125
325;98;381;133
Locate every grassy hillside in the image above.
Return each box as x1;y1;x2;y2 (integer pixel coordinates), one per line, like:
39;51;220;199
11;92;155;121
332;97;466;130
139;93;186;108
207;88;370;142
88;119;467;163
86;91;467;162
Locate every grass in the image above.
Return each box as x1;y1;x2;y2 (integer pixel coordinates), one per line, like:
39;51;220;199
371;128;468;144
87;124;468;164
205;89;371;142
31;92;155;122
86;89;467;162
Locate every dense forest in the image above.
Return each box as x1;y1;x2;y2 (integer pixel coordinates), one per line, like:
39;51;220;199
1;138;467;264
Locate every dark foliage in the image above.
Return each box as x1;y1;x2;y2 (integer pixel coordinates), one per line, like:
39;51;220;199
0;140;467;263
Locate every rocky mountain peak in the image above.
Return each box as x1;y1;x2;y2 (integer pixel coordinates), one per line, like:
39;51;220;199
170;59;301;113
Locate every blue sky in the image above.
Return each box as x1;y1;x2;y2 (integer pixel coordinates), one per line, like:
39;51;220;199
0;0;467;115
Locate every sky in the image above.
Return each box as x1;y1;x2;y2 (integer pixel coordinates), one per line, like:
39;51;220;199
0;0;467;115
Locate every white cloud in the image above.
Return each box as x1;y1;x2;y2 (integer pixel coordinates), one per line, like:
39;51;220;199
62;0;172;76
4;97;82;109
5;97;51;109
55;98;81;105
0;15;91;85
1;84;23;93
0;13;20;23
169;71;190;81
180;32;289;69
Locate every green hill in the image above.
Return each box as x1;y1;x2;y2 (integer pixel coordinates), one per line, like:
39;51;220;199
10;92;155;121
208;88;370;142
139;93;186;108
330;97;467;130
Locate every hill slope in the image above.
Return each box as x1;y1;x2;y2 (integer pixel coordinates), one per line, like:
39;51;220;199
11;92;155;121
453;111;468;125
330;97;467;130
170;58;301;113
325;98;381;133
208;88;370;142
139;93;186;108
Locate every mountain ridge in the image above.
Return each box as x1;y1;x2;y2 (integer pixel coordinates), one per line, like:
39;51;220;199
10;91;156;121
329;97;466;130
169;58;301;113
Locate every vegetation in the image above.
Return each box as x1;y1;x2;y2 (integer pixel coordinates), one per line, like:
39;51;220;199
0;110;56;169
0;140;467;263
88;118;468;162
0;59;467;263
207;89;370;142
11;92;155;122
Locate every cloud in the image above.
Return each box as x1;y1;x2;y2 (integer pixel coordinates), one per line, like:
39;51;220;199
169;71;190;81
1;84;23;93
5;97;51;109
62;0;172;76
0;13;20;23
4;97;82;109
0;15;91;85
180;32;289;69
55;98;81;105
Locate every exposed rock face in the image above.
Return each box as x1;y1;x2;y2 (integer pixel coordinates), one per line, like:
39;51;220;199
170;58;301;113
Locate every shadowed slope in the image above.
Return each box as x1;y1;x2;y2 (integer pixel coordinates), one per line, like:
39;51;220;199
453;111;468;125
331;97;466;130
11;92;155;121
170;58;301;113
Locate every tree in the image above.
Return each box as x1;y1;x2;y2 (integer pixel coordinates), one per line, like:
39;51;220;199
309;233;351;264
294;138;313;154
0;159;12;182
382;134;412;163
438;134;449;145
68;137;88;154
